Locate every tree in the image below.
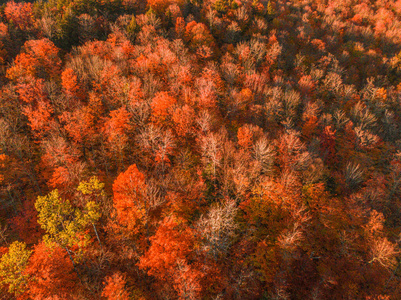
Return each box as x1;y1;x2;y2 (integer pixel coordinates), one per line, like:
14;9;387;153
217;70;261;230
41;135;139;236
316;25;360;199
237;124;263;150
0;41;7;67
61;67;83;101
238;180;297;284
76;176;106;248
0;241;31;296
344;162;364;190
150;91;177;126
148;0;185;14
25;241;80;299
138;126;176;173
35;189;101;261
101;107;131;170
6;39;61;81
15;77;47;104
253;136;275;175
139;217;192;275
22;99;54;139
4;1;33;31
172;105;195;137
138;216;201;299
196;200;238;259
40;135;84;191
60;106;96;147
200;131;224;178
112;164;147;236
185;21;215;54
320;125;337;166
10;199;43;245
102;272;130;300
369;238;399;271
173;259;203;300
35;190;79;252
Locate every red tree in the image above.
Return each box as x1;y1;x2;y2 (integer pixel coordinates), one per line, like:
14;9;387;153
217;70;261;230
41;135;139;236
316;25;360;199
61;68;84;101
4;1;33;30
25;242;81;299
112;164;147;235
150;92;177;126
10;199;43;245
101;107;131;169
102;272;130;300
138;216;202;299
6;39;61;81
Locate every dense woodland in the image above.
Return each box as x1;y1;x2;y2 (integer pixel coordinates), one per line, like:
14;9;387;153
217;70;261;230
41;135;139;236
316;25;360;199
0;0;400;299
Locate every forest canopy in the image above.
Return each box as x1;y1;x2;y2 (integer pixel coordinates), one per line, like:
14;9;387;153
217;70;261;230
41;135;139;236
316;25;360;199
0;0;401;299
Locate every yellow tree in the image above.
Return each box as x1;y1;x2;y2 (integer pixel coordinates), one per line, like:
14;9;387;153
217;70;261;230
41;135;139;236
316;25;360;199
0;241;31;296
35;188;101;263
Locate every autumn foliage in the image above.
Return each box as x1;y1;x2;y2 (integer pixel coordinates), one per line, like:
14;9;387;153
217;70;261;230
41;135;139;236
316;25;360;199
25;242;80;299
112;164;147;234
102;272;130;300
0;0;401;299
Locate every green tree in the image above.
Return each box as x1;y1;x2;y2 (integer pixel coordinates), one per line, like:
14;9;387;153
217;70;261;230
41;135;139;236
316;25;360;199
56;7;79;49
